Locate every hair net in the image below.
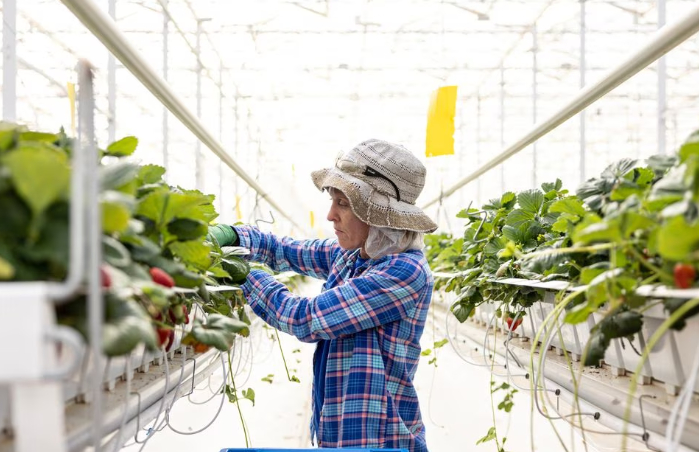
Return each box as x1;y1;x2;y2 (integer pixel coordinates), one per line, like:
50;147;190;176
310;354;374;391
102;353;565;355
364;226;424;259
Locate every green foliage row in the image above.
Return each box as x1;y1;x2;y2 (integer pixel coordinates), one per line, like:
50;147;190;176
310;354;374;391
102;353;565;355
427;129;699;365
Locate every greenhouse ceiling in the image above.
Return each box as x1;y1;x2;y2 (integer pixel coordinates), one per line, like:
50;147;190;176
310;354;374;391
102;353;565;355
5;0;699;235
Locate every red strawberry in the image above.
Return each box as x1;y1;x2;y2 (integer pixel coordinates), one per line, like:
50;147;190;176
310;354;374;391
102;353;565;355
100;266;112;289
183;305;190;325
156;327;175;351
505;316;523;331
674;263;696;289
150;267;175;288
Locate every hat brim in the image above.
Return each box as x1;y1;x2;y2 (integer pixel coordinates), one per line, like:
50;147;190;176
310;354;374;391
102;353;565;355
311;167;438;233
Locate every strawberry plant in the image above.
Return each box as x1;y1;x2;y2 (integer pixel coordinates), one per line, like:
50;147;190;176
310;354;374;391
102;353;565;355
0;122;251;357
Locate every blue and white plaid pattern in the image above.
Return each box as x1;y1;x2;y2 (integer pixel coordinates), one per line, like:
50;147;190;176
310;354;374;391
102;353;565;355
237;226;432;452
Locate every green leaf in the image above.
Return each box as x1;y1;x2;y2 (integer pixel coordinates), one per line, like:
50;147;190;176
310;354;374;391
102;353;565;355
505;209;535;227
169;240;211;271
167;218;208;241
102;191;135;234
500;191;516;208
601;158;638;179
186;314;248;352
0;122;19;151
679;130;699;163
476;427;497;445
517;189;544;214
1;143;70;218
241;388;256;406
549;197;586;216
101;161;140;191
421;349;432;356
583;331;608;366
261;374;274;384
103;235;132;268
137;164;166;185
600;311;643;339
635;167;655;187
580;263;609;285
0;192;31;240
19;131;59;143
0;256;14;279
137;189;213;227
657;216;699;261
106;136;138;157
434;338;448;349
646;154;677;176
102;298;158;356
564;300;597;325
573;220;622;244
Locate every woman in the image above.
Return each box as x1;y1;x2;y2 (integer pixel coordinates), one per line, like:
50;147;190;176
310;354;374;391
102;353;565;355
209;139;438;451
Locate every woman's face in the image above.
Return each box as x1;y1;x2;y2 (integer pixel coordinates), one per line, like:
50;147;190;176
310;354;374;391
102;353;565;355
327;189;370;251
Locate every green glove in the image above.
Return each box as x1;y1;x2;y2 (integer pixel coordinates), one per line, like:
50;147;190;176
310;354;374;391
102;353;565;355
208;224;238;247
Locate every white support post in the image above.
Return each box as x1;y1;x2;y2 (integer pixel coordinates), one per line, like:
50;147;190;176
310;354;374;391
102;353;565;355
107;0;116;143
579;0;587;183
3;0;17;121
218;61;224;218
499;65;505;192
162;0;169;170
475;93;481;204
195;19;205;191
658;0;667;154
532;24;538;188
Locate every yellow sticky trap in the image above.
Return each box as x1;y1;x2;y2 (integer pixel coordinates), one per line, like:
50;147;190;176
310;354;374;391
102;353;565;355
235;195;242;220
67;82;76;136
310;211;315;229
425;85;458;157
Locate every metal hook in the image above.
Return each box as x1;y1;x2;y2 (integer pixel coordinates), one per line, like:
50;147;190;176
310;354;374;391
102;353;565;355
130;391;148;444
255;210;275;229
638;395;662;451
182;357;197;398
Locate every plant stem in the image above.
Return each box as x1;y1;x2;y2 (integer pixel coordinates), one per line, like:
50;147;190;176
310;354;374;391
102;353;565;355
627;245;674;284
227;352;250;447
274;328;296;382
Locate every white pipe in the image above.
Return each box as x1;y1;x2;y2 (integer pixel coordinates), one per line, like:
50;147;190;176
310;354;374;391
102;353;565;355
579;0;587;184
422;4;699;209
107;0;116;143
77;61;104;452
532;25;538;188
59;0;310;235
658;0;667;155
3;0;17;121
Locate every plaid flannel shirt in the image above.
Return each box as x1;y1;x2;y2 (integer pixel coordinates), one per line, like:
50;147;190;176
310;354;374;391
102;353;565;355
236;226;432;452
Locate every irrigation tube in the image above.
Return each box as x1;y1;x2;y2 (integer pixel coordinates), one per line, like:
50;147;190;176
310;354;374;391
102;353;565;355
59;0;309;235
422;4;699;209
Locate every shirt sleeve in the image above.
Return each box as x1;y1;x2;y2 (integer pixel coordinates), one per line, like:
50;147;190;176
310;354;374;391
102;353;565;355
241;257;428;342
235;225;340;280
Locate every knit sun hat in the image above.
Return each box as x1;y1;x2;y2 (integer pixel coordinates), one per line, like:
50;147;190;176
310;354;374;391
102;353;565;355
311;139;438;233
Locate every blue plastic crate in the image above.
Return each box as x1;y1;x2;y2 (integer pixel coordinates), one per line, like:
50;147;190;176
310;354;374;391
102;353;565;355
220;449;408;452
